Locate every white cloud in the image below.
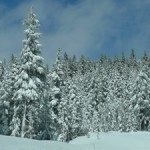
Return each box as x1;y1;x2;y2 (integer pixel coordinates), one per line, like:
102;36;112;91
0;0;150;65
39;0;118;64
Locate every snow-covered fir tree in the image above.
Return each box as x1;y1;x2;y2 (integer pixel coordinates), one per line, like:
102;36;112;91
48;48;66;141
0;55;20;135
10;7;45;138
131;71;150;131
0;60;9;135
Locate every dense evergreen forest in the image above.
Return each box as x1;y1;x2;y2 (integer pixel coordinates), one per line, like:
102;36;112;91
0;8;150;142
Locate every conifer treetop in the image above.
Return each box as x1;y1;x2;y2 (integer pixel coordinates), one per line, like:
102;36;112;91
56;48;62;63
23;7;40;30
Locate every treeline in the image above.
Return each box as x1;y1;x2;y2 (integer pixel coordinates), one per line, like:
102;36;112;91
0;8;150;142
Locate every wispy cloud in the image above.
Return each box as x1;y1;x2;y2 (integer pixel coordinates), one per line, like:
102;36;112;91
0;0;150;65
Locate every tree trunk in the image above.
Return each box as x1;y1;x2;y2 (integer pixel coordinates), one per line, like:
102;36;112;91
21;103;26;138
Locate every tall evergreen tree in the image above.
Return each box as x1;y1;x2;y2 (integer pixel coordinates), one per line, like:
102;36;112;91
131;71;150;130
10;7;45;138
49;48;65;141
129;49;138;69
0;61;9;135
0;55;20;135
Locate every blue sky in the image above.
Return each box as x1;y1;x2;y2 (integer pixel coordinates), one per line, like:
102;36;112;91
0;0;150;65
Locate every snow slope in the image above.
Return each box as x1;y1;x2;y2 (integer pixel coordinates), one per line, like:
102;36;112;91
1;132;150;150
71;132;150;150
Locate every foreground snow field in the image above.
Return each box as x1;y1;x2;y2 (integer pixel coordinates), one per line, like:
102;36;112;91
1;132;150;150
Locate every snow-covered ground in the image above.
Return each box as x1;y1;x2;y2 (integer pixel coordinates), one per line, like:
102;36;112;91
1;132;150;150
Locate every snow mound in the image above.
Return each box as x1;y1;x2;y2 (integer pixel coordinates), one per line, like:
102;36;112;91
1;132;150;150
0;135;77;150
70;132;150;150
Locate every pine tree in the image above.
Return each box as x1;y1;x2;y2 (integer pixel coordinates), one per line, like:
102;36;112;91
63;52;70;78
0;55;20;135
129;49;138;69
0;60;9;135
64;78;82;141
141;51;150;77
131;71;150;130
10;7;45;138
49;48;66;141
68;55;78;78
